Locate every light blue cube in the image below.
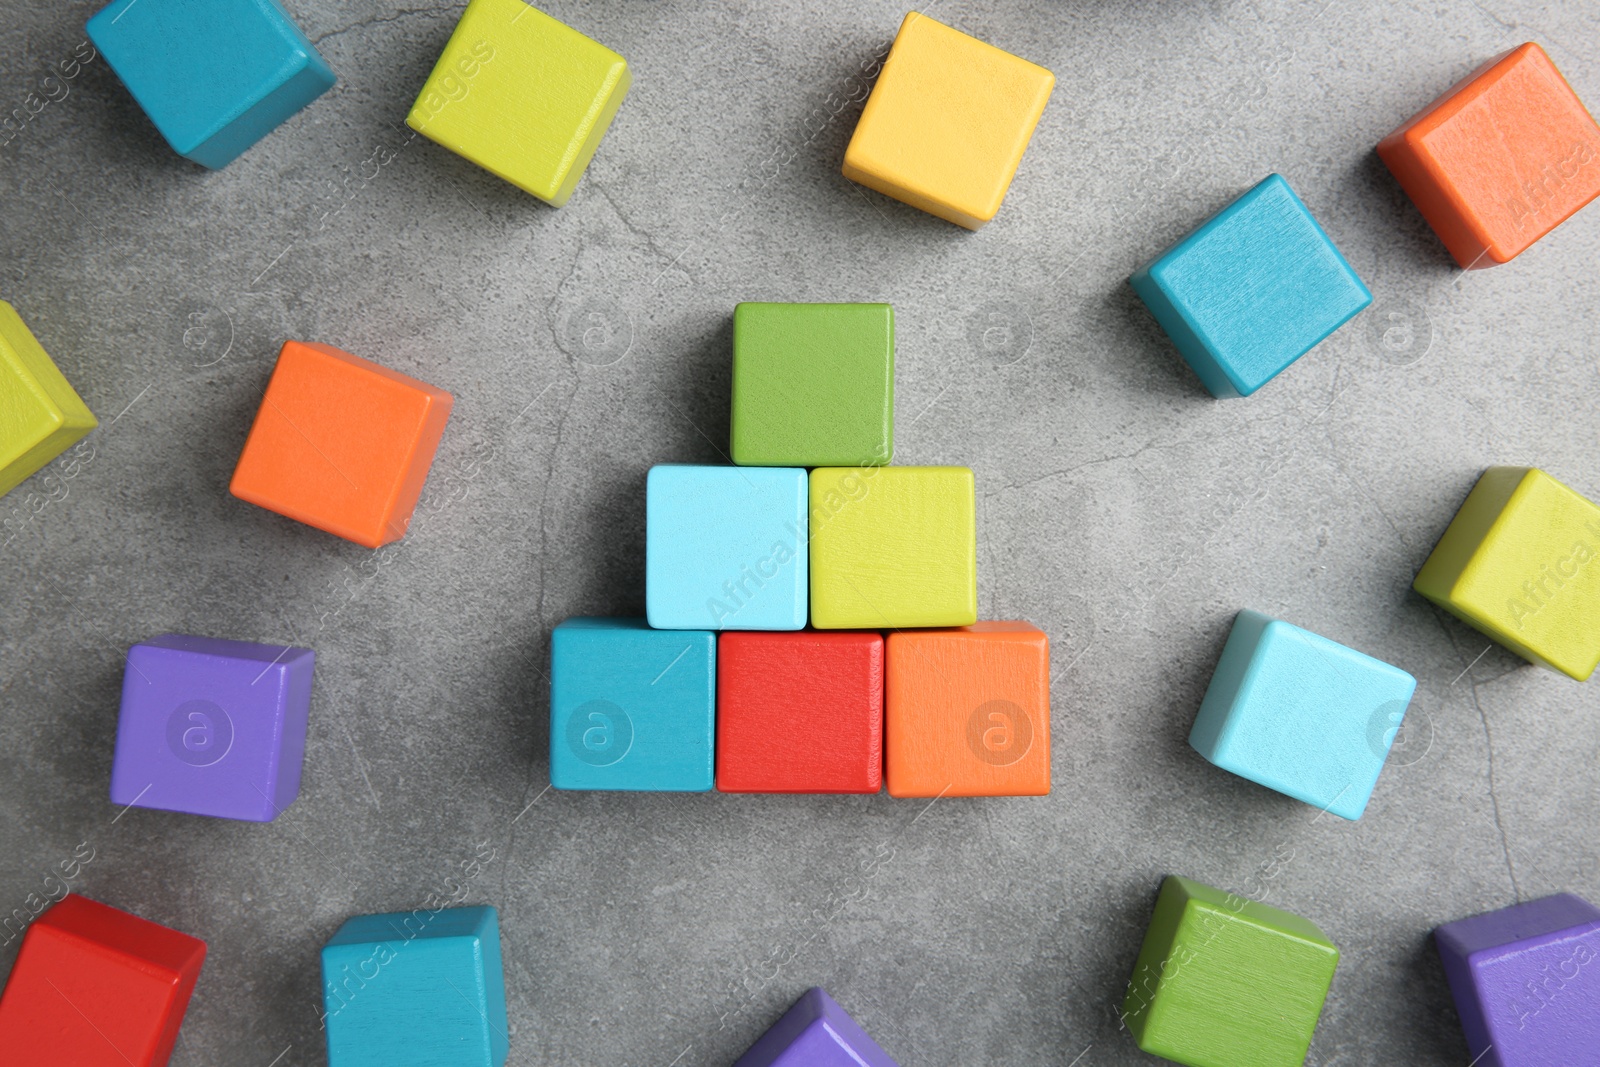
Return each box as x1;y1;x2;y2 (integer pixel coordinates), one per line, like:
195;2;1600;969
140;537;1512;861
1131;174;1371;398
88;0;335;169
646;464;808;630
1189;609;1416;820
549;618;715;791
321;905;509;1067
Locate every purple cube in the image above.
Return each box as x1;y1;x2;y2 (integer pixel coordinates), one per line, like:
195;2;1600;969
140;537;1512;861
734;988;899;1067
1435;893;1600;1067
110;633;315;822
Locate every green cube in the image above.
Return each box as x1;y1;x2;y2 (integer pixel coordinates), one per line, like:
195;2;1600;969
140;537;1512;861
730;302;893;467
1121;876;1339;1067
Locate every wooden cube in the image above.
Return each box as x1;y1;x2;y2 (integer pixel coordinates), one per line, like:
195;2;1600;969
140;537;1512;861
0;300;96;499
230;341;453;549
406;0;630;206
1415;467;1600;681
1130;174;1371;398
1189;610;1417;820
885;622;1049;798
87;0;334;168
716;631;883;794
1122;876;1339;1067
0;894;206;1067
322;905;508;1067
843;13;1053;229
1378;43;1600;268
734;987;900;1067
809;466;975;629
731;303;894;468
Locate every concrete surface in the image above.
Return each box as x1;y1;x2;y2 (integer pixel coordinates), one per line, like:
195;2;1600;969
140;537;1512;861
2;0;1598;1064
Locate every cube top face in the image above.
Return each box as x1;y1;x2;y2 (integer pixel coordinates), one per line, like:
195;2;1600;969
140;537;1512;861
0;894;206;1067
1378;43;1600;267
230;341;454;549
885;623;1049;797
549;617;716;791
809;466;976;629
1131;174;1372;398
716;631;884;794
0;300;97;498
646;464;809;631
1189;610;1416;821
1124;876;1338;1067
323;905;509;1067
1435;894;1600;1066
734;987;901;1067
112;633;315;821
405;0;630;206
1415;467;1600;680
730;303;894;468
88;0;334;168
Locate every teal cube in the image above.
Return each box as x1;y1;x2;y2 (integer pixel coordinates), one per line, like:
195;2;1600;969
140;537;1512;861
1189;609;1416;820
730;303;894;467
1131;174;1371;398
321;905;509;1067
550;618;715;791
88;0;335;169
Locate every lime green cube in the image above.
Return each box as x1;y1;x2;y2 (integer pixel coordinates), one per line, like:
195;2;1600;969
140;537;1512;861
0;301;97;499
731;303;893;467
1414;467;1600;681
1122;876;1339;1067
406;0;629;206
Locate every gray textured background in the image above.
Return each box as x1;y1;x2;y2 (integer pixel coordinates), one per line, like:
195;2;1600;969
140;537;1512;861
2;0;1598;1064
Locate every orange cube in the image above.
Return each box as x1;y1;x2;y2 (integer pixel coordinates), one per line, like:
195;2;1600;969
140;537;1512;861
885;622;1050;798
1377;42;1600;268
230;341;453;548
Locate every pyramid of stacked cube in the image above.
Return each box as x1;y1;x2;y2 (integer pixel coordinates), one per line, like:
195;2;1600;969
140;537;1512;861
549;303;1051;797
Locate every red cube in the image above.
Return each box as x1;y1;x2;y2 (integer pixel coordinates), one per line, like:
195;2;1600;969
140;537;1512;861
0;894;206;1066
716;631;884;793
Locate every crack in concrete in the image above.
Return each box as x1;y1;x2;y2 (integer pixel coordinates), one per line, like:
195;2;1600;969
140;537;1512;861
311;5;462;46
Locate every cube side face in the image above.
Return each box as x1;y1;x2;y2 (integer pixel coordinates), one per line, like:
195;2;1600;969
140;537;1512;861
406;0;629;205
1188;609;1274;758
809;466;977;629
842;13;1053;228
735;988;901;1067
1129;266;1240;399
730;303;894;468
186;51;337;169
0;302;97;498
715;631;884;794
645;465;809;631
884;625;1049;797
549;619;715;791
1443;917;1600;1065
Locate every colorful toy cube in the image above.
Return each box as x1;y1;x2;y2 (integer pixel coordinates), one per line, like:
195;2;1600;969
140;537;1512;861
0;300;96;499
842;13;1053;229
230;341;454;549
1130;174;1372;398
110;633;315;822
809;466;975;629
406;0;630;206
0;894;206;1067
717;631;884;794
1188;610;1416;820
731;303;894;468
734;987;901;1067
1121;876;1339;1067
87;0;334;169
646;465;808;631
1414;467;1600;681
1378;43;1600;268
1434;893;1600;1067
550;618;715;791
885;622;1049;798
322;905;508;1067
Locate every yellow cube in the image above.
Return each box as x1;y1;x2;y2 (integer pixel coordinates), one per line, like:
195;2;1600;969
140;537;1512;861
842;12;1053;229
406;0;630;206
1414;467;1600;681
0;301;97;499
809;466;977;628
